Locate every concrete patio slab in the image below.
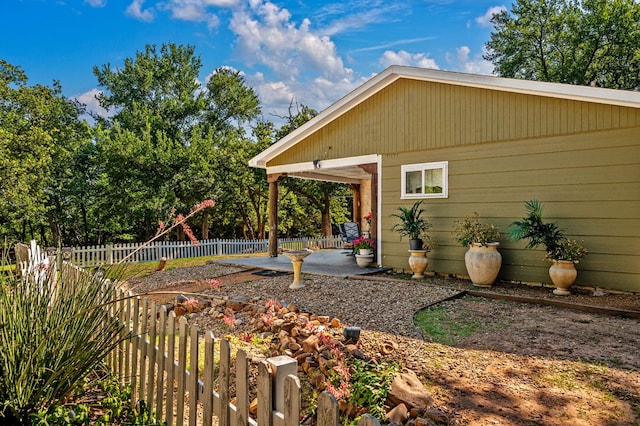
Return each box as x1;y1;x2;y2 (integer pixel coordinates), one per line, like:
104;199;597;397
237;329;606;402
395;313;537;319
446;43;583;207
212;249;387;277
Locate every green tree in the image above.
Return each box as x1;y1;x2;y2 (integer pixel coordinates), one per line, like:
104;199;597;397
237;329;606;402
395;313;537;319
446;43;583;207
484;0;640;89
93;44;265;242
0;60;90;246
93;44;209;241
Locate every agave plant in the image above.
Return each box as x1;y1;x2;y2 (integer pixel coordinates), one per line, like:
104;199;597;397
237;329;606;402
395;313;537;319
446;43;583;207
0;259;129;424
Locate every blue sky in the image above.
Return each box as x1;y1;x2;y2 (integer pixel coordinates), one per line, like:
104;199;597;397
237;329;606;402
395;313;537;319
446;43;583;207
1;0;510;120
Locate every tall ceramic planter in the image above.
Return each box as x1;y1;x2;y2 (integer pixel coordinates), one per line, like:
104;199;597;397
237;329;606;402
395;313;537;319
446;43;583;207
549;260;577;295
464;242;502;287
408;250;428;279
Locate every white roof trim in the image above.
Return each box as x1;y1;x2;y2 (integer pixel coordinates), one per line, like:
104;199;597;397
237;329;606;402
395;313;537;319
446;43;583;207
249;65;640;169
266;154;380;175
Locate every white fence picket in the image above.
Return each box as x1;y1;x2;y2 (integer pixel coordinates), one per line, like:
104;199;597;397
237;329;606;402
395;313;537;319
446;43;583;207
68;236;342;268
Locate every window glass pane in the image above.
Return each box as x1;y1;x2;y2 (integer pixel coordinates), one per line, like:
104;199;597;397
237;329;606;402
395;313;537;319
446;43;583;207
424;168;443;194
405;170;422;194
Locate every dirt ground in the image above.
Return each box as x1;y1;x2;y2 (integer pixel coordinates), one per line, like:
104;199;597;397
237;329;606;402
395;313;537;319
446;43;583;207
128;265;640;426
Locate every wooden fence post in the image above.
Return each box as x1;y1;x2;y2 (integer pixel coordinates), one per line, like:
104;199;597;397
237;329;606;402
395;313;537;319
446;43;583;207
267;355;298;415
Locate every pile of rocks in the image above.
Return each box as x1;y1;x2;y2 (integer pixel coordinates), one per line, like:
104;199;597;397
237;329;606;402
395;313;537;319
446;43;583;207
166;294;449;425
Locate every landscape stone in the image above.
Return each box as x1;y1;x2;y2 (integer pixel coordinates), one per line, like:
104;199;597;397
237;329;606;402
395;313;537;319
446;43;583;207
387;371;433;410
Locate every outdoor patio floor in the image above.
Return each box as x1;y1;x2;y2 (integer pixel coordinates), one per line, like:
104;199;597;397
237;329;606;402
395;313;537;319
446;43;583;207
213;249;388;277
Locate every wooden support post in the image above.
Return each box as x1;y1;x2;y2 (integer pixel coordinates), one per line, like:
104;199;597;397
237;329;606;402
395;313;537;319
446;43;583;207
267;173;285;257
359;163;378;235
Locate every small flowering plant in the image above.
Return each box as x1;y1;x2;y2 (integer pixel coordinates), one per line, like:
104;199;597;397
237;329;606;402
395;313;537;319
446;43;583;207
452;213;501;247
363;212;372;227
546;238;588;263
353;236;375;251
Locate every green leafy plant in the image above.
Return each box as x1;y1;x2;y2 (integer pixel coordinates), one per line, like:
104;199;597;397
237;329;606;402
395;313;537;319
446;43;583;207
348;359;399;419
452;213;501;247
509;200;588;262
391;200;433;244
0;260;130;424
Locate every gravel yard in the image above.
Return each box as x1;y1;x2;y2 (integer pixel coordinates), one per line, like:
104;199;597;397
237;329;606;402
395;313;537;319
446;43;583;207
126;261;640;425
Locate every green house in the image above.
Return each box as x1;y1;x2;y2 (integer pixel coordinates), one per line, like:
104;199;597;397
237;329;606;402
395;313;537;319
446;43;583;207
249;66;640;293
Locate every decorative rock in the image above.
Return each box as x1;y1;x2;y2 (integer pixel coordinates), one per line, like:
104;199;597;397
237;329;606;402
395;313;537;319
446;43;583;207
421;408;449;424
226;298;246;311
381;340;398;355
330;318;341;328
386;403;408;424
302;334;321;354
344;344;359;353
288;342;301;351
249;398;258;415
287;303;299;312
317;315;329;323
387;371;433;410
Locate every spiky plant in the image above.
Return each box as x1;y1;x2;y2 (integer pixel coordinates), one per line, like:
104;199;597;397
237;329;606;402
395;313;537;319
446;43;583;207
508;200;565;257
391;200;432;241
0;261;128;424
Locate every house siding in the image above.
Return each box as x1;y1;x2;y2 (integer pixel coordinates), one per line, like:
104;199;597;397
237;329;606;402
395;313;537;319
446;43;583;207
382;126;640;292
268;77;640;292
268;79;639;167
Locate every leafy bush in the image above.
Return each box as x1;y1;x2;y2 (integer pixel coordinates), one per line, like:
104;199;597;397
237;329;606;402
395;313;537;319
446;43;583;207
509;200;588;262
0;262;129;424
452;213;501;247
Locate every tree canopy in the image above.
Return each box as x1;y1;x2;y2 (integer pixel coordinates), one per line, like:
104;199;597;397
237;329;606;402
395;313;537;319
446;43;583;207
0;43;353;247
484;0;640;90
0;60;90;246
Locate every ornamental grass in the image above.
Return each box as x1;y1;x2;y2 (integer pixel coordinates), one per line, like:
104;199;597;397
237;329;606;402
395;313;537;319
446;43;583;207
0;261;129;424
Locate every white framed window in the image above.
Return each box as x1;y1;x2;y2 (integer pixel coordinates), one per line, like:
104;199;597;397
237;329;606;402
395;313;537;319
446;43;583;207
401;161;448;199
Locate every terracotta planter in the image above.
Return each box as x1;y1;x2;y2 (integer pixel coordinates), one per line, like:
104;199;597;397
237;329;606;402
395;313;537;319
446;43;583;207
549;260;577;295
355;254;374;268
464;242;502;287
408;250;428;279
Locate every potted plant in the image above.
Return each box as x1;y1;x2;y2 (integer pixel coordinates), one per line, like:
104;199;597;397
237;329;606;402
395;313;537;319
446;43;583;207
391;200;433;250
452;213;502;287
353;236;376;255
509;200;588;295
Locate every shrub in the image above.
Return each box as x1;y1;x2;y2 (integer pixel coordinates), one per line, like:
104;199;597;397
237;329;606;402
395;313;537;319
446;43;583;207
0;262;129;424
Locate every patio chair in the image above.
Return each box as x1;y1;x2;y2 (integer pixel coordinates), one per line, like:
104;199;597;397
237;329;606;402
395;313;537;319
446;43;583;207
339;222;361;254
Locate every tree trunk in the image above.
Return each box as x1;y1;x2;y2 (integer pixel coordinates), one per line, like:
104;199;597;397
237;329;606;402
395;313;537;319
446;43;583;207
202;211;209;240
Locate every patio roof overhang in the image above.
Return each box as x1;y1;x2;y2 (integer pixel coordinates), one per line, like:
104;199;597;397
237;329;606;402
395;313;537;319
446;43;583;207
264;154;379;184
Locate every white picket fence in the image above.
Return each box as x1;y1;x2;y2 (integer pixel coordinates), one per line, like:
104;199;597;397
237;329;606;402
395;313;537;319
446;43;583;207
107;292;382;426
69;236;342;268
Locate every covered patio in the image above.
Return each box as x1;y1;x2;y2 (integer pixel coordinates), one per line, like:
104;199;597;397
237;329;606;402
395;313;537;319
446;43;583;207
213;248;387;277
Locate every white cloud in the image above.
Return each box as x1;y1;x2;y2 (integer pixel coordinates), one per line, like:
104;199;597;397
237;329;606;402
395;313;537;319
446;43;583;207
157;0;232;29
75;89;111;120
475;5;506;28
126;0;155;22
446;46;493;75
379;50;439;70
229;1;353;82
84;0;107;7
